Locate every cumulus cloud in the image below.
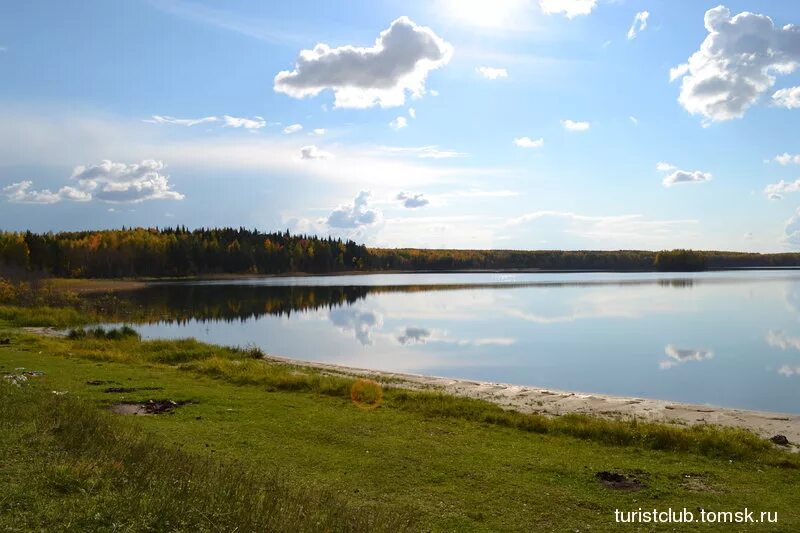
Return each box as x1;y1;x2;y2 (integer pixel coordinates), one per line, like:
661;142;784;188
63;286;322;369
298;145;333;160
310;128;326;135
773;86;800;108
513;136;544;148
282;123;303;134
765;180;800;198
273;16;453;108
2;181;90;204
670;5;800;123
657;163;712;187
327;191;380;228
396;191;429;208
561;119;590;131
408;107;416;119
662;170;712;187
389;116;408;130
539;0;596;18
659;345;714;370
145;115;218;127
70;160;184;203
627;11;649;40
3;160;184;204
476;66;508;79
775;153;800;165
223;115;266;129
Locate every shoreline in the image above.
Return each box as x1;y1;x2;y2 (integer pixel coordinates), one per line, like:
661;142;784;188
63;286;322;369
263;353;800;447
22;326;800;447
34;265;800;288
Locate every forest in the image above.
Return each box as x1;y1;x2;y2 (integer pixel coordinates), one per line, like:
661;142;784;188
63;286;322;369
2;228;800;278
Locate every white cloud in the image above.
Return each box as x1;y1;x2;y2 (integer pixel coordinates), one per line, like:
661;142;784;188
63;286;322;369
396;191;429;208
662;170;712;187
4;160;184;204
513;136;544;148
273;16;453;109
773;86;800;109
627;11;649;40
223;115;266;129
408;107;416;119
778;365;800;377
765;180;800;197
629;115;639;125
145;115;218;127
311;128;326;135
505;211;698;243
327;191;381;228
561;119;590;131
70;160;184;203
375;145;466;159
783;208;800;245
657;163;712;187
539;0;596;18
659;345;714;370
670;5;800;123
2;181;90;204
282;123;303;134
767;330;800;351
775;153;800;165
389;116;408;130
476;66;508;79
298;145;333;160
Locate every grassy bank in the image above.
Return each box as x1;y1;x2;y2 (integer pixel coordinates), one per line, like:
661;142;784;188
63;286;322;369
1;320;799;531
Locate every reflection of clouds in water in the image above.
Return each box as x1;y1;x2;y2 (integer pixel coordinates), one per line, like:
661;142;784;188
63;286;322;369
766;330;800;351
395;326;514;347
508;290;680;324
328;308;383;345
397;327;431;345
659;344;714;370
778;365;800;377
785;284;800;315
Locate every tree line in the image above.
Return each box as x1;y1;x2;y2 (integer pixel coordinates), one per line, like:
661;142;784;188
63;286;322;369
2;228;800;278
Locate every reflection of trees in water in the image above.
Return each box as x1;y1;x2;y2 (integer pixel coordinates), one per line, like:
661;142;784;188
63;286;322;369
657;279;695;288
99;285;373;324
98;278;706;324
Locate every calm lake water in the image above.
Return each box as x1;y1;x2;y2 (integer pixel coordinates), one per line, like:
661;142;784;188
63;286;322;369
109;271;800;413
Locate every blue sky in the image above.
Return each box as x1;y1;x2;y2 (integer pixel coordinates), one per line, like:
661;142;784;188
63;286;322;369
1;0;799;251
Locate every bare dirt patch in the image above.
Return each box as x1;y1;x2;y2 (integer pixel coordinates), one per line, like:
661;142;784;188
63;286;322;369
595;471;647;491
110;399;190;415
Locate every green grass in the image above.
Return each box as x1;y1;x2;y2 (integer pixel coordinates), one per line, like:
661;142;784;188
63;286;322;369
2;328;799;531
0;383;412;532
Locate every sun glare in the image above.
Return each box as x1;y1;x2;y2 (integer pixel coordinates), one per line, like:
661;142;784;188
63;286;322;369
441;0;528;28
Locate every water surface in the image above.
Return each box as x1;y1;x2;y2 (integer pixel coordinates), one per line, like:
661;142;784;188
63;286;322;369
109;271;800;413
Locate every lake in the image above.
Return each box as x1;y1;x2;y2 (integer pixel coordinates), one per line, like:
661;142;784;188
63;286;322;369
107;271;800;413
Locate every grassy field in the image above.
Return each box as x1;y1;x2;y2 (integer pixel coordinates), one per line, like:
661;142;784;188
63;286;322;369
1;316;798;532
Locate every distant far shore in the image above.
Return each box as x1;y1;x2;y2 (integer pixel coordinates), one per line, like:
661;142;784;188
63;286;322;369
22;265;800;293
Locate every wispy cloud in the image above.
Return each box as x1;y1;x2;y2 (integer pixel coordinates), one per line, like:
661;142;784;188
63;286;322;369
627;11;649;40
